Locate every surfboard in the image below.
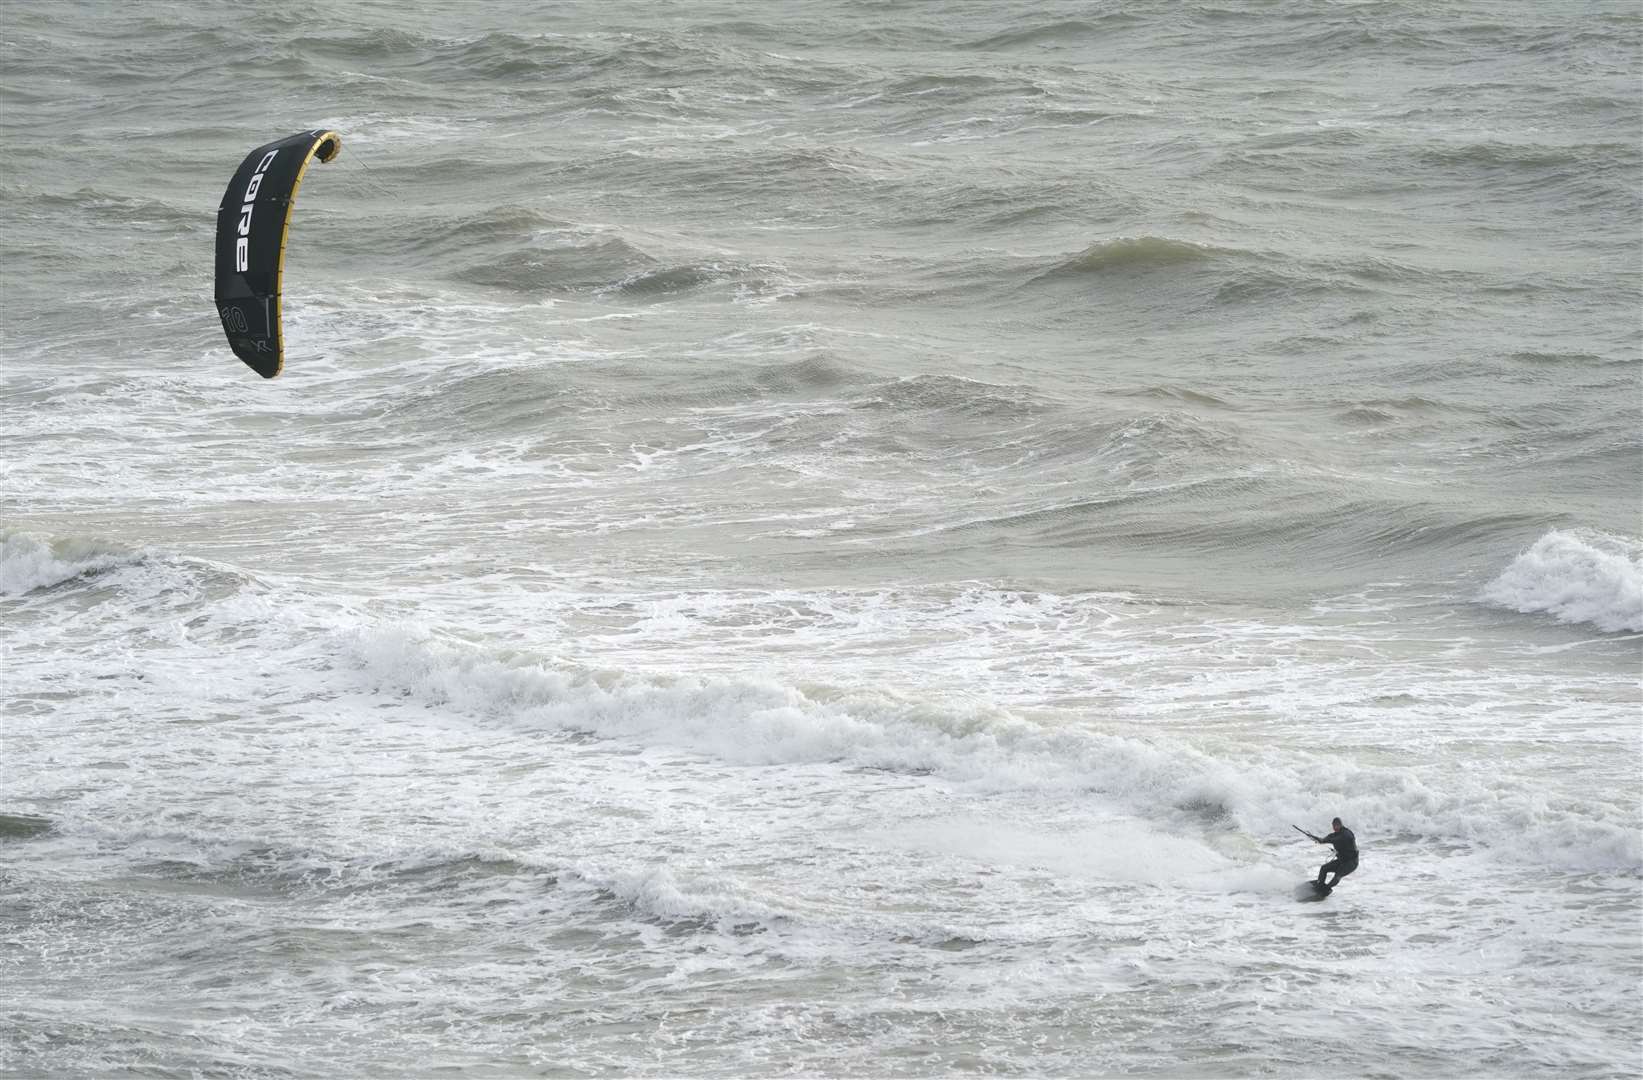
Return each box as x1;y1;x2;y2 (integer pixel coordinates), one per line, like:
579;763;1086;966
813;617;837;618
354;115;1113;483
1295;881;1332;902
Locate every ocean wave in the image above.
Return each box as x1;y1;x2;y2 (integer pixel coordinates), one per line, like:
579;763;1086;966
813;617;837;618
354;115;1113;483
1013;236;1385;311
284;27;431;62
366;364;592;432
423;31;589;80
1479;529;1643;634
879;71;1050;102
597;348;862;411
1506;350;1610;366
851;373;1041;418
673;145;907;196
570;863;789;932
0;531;138;597
1418;139;1636;172
958;19;1130;51
452;232;656;293
607;260;796;303
1107;385;1232;409
1030;236;1228;280
398;205;577;256
0;186;198;231
0;812;53;839
342;625;1642;872
563;858;993;943
443;214;794;299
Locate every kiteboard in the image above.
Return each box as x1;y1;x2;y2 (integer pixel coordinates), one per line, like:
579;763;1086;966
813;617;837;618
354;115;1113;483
1295;881;1332;902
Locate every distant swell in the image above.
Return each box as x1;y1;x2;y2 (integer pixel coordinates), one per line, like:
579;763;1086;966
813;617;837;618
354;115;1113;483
1479;530;1643;634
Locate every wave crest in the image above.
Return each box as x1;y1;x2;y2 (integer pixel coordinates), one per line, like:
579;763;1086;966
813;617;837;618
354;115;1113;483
1033;236;1226;280
0;531;137;597
1479;529;1643;633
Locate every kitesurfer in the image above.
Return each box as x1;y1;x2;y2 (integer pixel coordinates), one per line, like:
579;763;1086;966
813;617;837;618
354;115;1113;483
1304;818;1358;888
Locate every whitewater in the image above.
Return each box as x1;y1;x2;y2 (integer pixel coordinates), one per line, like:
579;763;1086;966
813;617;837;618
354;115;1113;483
3;2;1640;1077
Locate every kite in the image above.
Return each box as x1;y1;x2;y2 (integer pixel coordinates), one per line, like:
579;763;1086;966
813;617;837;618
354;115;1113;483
213;129;342;377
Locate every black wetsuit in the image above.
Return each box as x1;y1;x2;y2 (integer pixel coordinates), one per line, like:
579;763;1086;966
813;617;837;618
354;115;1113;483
1318;826;1359;886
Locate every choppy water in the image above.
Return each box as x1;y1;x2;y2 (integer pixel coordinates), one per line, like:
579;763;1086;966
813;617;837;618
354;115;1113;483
3;2;1640;1076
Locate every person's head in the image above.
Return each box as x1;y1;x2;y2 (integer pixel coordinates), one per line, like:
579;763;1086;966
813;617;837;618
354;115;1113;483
1331;817;1343;830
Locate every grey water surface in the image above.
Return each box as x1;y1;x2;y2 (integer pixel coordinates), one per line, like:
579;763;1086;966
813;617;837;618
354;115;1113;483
3;2;1639;1076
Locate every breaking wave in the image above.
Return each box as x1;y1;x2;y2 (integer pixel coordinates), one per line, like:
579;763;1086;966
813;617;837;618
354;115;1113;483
1479;529;1643;634
0;530;138;597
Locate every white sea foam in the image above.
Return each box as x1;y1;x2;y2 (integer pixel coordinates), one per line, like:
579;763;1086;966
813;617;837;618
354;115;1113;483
1480;529;1643;634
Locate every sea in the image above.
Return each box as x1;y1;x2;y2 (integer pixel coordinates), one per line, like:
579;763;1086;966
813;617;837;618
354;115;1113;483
2;2;1640;1077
